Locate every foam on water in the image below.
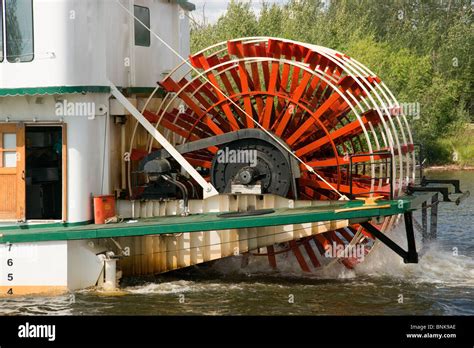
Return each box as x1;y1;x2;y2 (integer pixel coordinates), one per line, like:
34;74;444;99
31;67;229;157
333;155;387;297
124;280;246;295
126;280;196;295
353;221;474;288
208;221;474;289
356;239;474;288
211;249;357;280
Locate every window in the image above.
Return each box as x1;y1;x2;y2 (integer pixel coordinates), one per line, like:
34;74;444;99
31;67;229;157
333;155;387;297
5;0;34;62
134;5;150;47
1;133;16;168
0;0;3;62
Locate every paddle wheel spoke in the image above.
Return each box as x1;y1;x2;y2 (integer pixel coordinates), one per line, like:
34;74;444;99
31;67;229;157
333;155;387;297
301;237;321;268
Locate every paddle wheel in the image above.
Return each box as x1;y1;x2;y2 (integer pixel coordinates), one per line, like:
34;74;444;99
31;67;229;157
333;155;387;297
127;37;416;272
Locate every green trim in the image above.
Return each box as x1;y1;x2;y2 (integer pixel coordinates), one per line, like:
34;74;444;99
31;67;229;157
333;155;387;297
0;86;166;97
0;199;412;244
175;0;195;12
0;86;111;97
0;220;92;231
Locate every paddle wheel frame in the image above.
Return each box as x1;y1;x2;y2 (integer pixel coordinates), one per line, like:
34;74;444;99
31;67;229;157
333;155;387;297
122;37;421;272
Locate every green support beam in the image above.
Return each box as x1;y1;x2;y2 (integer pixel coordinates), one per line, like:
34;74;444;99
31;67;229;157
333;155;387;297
0;199;412;244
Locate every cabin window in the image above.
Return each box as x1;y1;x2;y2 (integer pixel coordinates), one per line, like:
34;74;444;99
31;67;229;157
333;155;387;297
5;0;34;63
134;5;150;47
2;133;16;167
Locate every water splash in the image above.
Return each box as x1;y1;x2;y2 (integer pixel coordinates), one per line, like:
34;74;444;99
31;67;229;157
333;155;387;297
356;238;474;288
124;280;245;295
126;280;197;294
211;248;357;280
210;222;474;288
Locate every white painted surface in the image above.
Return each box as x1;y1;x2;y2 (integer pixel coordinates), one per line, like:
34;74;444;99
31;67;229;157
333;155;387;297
0;0;190;89
0;241;67;287
103;255;117;291
66;110;108;222
67;240;105;290
0;240;106;294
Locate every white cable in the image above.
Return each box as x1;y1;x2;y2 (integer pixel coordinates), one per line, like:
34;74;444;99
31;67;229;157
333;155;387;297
115;1;346;199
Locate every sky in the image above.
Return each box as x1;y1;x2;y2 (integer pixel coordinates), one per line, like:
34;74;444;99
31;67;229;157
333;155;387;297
190;0;289;25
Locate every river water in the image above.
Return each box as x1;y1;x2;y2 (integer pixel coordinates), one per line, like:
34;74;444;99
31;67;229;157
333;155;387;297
1;171;473;316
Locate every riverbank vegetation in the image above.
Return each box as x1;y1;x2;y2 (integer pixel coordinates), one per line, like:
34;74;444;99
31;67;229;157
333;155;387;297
190;0;473;165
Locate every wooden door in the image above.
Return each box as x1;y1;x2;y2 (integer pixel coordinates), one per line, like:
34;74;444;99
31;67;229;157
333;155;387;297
0;124;25;220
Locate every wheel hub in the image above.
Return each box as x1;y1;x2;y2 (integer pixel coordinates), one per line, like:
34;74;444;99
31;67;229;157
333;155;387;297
211;139;292;196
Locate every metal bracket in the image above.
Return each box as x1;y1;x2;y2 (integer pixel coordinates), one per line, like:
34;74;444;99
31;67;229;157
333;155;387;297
109;82;219;199
421;176;462;193
407;185;451;202
361;212;418;264
415;192;439;244
408;179;470;205
349;151;394;200
107;238;130;258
